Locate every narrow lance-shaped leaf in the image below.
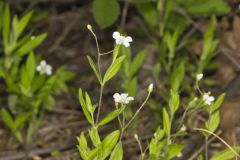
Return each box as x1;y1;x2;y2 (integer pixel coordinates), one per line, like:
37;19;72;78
77;132;90;160
98;105;126;127
109;142;123;160
129;49;147;77
88;130;120;159
26;52;36;85
13;11;33;39
210;147;240;160
169;90;180;114
103;55;125;83
3;4;10;49
89;127;101;147
16;33;47;56
14;112;32;130
163;108;170;136
1;108;15;131
79;89;93;125
87;55;102;84
206;111;220;134
211;93;225;112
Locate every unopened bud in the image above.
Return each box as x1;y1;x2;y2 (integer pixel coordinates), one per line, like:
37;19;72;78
87;24;92;31
148;83;153;93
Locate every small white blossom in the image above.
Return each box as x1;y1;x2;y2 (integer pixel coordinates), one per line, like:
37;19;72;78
36;60;52;76
31;36;35;40
177;152;182;157
134;134;138;140
180;125;186;132
113;31;133;47
148;83;154;93
113;93;134;105
203;92;215;105
196;73;203;81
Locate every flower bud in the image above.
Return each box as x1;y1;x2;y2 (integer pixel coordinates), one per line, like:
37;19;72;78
148;83;153;93
87;24;92;31
196;73;203;81
134;133;138;140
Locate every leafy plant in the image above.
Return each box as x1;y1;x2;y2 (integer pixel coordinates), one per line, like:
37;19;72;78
77;25;153;159
0;3;74;152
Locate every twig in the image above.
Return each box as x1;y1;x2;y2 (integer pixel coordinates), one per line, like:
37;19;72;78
219;46;240;71
120;2;129;31
188;130;220;160
48;18;78;55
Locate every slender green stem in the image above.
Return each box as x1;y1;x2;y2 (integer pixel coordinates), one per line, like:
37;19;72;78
96;84;104;124
124;92;151;129
194;128;240;159
135;136;144;160
100;49;114;56
88;27;105;124
205;137;208;160
115;103;123;128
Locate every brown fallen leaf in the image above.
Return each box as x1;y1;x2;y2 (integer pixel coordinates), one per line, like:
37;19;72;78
220;97;240;146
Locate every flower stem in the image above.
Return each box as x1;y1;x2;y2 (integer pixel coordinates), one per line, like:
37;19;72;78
96;84;104;124
124;92;151;129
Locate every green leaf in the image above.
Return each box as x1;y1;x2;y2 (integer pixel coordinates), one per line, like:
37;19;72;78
88;130;120;159
93;0;120;28
89;127;101;147
1;108;14;131
149;127;165;159
170;61;185;92
169;90;180;114
26;52;36;84
127;77;137;97
13;11;33;39
206;111;220;134
77;132;90;160
0;2;3;30
169;143;184;159
16;33;47;56
109;142;123;160
79;89;93;125
2;4;10;48
135;3;157;28
44;95;56;111
176;0;230;16
103;55;125;83
129;49;147;77
211;93;225;112
210;147;240;160
87;55;102;84
14;112;32;130
163;108;170;136
113;45;120;61
197;155;204;160
98;105;126;127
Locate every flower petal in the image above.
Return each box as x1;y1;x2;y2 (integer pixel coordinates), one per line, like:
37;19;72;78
113;32;120;40
125;36;133;42
40;60;46;66
123;42;130;47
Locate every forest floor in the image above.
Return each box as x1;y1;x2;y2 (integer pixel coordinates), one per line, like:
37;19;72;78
1;0;240;160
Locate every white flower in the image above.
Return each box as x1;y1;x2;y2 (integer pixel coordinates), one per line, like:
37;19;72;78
36;60;52;76
113;31;133;47
203;92;215;105
113;93;134;105
134;134;138;140
196;73;203;81
148;83;154;93
31;36;35;40
177;152;182;157
180;125;186;132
